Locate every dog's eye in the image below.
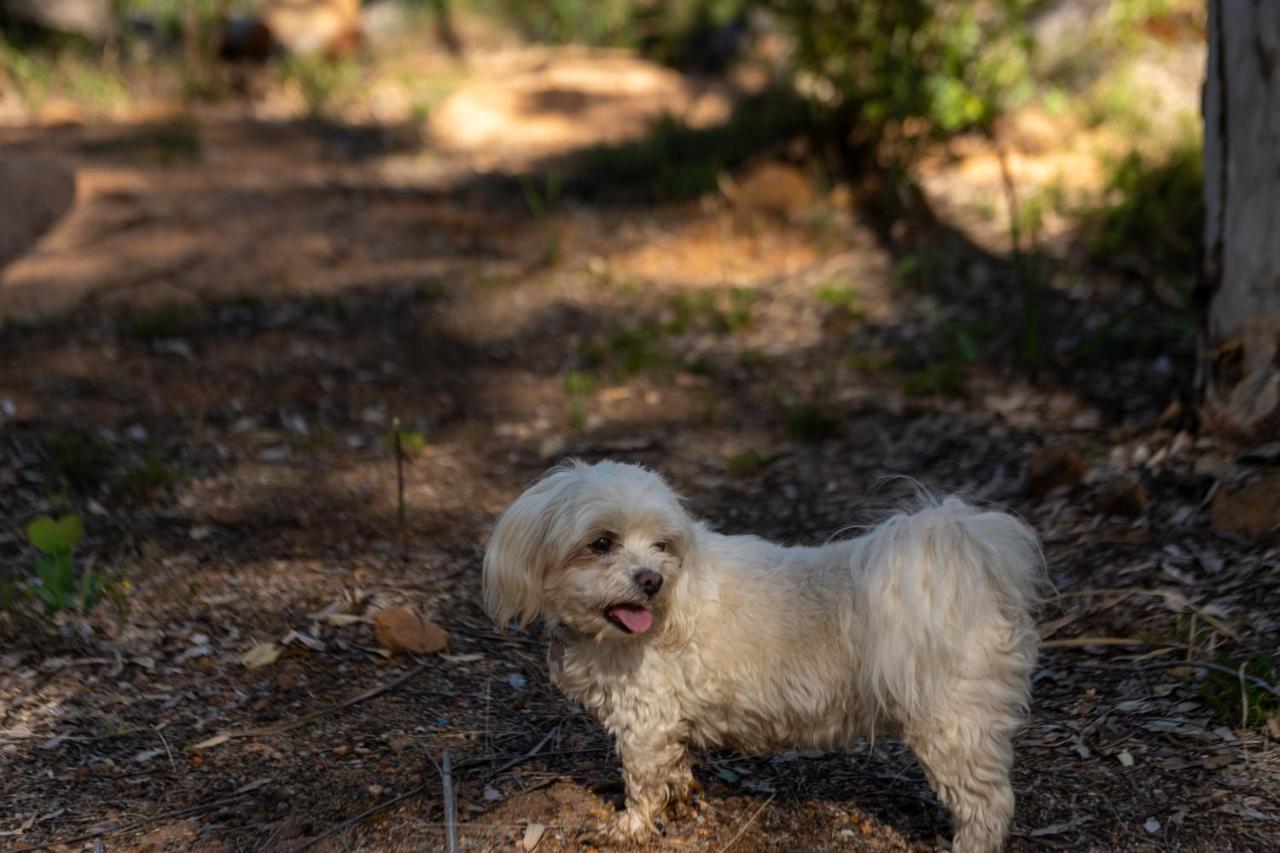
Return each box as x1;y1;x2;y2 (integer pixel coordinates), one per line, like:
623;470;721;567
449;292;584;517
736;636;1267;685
654;541;668;552
588;536;613;554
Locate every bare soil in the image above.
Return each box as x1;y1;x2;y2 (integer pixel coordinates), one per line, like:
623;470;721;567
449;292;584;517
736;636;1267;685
2;46;1278;853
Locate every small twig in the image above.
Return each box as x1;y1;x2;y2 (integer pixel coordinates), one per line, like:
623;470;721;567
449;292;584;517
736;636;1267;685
154;725;177;775
1239;663;1251;764
192;662;429;748
441;746;459;853
393;417;406;558
717;793;775;852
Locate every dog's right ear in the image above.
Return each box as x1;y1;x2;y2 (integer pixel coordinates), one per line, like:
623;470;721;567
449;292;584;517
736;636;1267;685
482;468;574;629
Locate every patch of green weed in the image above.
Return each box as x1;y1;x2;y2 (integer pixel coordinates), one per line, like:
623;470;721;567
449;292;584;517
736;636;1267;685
1195;652;1280;729
902;362;968;397
725;449;784;475
118;302;199;341
43;432;113;490
782;402;842;442
82;118;202;162
114;452;178;496
564;371;596;431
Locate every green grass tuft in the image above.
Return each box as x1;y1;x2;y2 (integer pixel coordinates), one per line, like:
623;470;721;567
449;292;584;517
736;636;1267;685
118;302;200;341
782;402;842;442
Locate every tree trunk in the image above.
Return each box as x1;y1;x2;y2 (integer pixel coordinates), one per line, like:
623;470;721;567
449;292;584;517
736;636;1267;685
1201;1;1280;432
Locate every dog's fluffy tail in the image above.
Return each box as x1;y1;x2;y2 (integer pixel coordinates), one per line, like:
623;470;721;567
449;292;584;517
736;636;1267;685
850;496;1046;720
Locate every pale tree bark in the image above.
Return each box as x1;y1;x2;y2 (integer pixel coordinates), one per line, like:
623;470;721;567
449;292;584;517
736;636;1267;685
1202;0;1280;432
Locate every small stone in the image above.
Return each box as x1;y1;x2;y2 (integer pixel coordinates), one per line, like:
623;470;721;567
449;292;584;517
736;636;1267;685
372;606;448;655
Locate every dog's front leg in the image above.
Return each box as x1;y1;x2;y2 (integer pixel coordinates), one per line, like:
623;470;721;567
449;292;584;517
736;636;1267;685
609;726;688;842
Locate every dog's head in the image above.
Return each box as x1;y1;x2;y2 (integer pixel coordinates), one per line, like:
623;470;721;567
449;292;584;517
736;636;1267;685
483;460;696;641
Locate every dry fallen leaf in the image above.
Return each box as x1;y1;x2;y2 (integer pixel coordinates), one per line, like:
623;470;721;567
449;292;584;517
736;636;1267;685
241;642;281;669
1117;751;1134;767
522;822;547;851
192;734;230;750
1210;469;1280;539
1097;478;1150;517
372;605;448;655
1026;442;1085;500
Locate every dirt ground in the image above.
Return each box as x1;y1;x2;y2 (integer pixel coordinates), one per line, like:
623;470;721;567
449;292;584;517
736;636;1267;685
2;41;1279;853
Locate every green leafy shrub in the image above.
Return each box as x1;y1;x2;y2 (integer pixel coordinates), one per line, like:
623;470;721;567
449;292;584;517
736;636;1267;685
770;0;1036;159
567;88;812;201
486;0;749;67
282;54;361;119
1086;138;1204;271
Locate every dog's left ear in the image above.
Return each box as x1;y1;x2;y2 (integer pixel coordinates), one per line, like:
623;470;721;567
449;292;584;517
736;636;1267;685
482;468;574;628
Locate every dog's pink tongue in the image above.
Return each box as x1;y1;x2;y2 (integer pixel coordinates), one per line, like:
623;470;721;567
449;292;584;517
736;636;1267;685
611;604;653;634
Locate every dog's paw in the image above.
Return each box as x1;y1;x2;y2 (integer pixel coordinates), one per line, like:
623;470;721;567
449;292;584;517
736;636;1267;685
585;810;657;846
667;779;703;819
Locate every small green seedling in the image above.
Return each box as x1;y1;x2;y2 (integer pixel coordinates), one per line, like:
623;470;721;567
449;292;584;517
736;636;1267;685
27;514;100;614
564;371;596;431
386;428;427;461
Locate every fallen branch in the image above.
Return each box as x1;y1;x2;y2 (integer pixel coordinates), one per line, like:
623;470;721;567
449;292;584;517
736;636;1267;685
293;784;432;852
1073;659;1280;698
441;747;459;853
1050;587;1245;643
1042;637;1182;649
192;661;429;748
295;727;558;851
9;786;262;853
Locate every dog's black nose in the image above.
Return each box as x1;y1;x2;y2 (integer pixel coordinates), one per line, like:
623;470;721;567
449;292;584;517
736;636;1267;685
633;570;664;597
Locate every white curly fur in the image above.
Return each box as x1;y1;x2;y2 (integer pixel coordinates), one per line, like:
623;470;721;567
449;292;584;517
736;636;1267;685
483;460;1044;852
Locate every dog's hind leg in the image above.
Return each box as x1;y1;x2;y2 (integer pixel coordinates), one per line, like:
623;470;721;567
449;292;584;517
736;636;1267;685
905;715;1018;853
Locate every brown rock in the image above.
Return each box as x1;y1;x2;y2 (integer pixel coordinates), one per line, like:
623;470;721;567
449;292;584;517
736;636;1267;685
1025;442;1086;499
1096;478;1150;517
1210;469;1280;539
373;605;448;655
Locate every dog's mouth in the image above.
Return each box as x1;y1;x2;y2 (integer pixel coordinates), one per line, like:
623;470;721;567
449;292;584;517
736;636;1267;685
603;603;653;635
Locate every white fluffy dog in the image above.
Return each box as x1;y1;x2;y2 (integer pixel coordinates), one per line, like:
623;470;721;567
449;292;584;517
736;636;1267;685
483;460;1043;852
